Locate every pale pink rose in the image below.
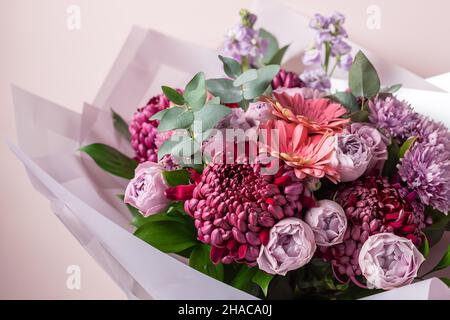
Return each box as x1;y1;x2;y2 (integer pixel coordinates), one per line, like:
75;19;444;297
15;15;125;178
257;218;316;275
358;233;425;290
124;162;170;217
304;200;347;247
245;101;275;125
330;132;372;182
348;123;388;174
273;87;325;99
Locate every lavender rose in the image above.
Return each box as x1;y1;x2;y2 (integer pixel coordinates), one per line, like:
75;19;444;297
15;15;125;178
257;218;316;275
348;123;388;174
331;132;372;182
124;162;170;216
304;200;347;247
359;233;425;290
245;101;275;126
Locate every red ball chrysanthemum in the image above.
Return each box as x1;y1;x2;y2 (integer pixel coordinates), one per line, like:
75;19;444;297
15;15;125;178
324;176;427;287
129;93;172;163
271;69;305;90
183;162;315;265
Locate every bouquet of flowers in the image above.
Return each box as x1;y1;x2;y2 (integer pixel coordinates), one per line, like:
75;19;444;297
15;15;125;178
76;9;450;299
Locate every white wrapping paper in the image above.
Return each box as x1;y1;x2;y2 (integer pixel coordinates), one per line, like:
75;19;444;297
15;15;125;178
9;0;450;299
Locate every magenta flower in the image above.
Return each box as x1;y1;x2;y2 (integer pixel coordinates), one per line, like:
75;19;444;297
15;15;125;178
257;217;316;275
304;200;347;247
359;233;424;290
124;162;170;217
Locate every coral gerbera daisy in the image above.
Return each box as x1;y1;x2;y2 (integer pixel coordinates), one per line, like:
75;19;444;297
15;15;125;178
261;120;339;183
262;89;349;133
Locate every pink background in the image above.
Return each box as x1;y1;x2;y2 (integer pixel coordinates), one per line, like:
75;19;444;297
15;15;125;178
1;0;449;299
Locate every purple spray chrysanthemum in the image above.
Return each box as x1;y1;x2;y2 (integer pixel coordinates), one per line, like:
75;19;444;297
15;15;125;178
415;115;450;146
299;68;331;92
368;95;421;141
398;142;450;213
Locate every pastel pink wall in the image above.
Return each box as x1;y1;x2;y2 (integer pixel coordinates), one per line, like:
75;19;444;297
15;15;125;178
0;0;449;299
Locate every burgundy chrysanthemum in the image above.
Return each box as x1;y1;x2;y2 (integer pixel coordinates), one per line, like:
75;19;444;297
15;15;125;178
183;162;314;265
271;69;305;90
129;93;172;163
324;176;426;287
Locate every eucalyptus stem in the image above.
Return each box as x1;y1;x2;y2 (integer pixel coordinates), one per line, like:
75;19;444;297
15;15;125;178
241;55;250;72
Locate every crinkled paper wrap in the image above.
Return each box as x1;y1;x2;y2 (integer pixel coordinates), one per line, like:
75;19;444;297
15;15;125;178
9;0;450;300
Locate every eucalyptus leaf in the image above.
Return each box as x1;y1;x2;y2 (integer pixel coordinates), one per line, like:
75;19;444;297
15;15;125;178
206;78;243;103
349;51;380;98
328;92;360;113
189;245;224;281
243;65;280;100
259;28;279;64
350;110;369;122
162;86;184;105
171;136;200;158
158;107;194;131
149;109;168;121
252;270;273;297
194;102;231;132
233;69;258;87
382;83;402;94
79;143;137;179
399;136;418;158
267;44;290;65
134;220;198;253
219;55;242;78
183;72;207;110
111;109;131;141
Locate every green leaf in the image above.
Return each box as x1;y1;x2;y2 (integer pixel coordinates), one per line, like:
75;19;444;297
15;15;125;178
349;50;381;98
183;72;207;111
233;69;258;87
219;55;242;78
194;102;231;132
231;265;258;290
328;92;360;113
158;107;194;131
350;110;369;122
206;78;243;103
267;44;290;65
251;270;273;297
162;86;184;105
259;28;279;64
243;65;280;100
111;109;131;141
382;140;400;176
158;136;181;161
399;136;418;158
427;245;450;275
162;169;191;187
134;220;198;253
149;109;168;121
79;143;137;179
189;245;224;281
421;233;430;258
382;83;402;94
423;207;450;246
440;277;450;287
117;194;148;228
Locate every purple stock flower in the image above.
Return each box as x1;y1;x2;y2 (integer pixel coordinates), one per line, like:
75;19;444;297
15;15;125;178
309;13;329;30
398;142;450;213
338;54;353;71
299;69;331;92
223;11;267;65
302;48;322;65
330;38;352;56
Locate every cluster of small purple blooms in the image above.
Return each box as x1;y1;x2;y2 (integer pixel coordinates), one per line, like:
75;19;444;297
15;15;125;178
222;9;268;66
301;12;353;91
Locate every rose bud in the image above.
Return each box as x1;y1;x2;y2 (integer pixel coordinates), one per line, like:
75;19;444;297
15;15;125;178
257;217;316;275
124;162;170;216
358;233;425;290
304;200;347;247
